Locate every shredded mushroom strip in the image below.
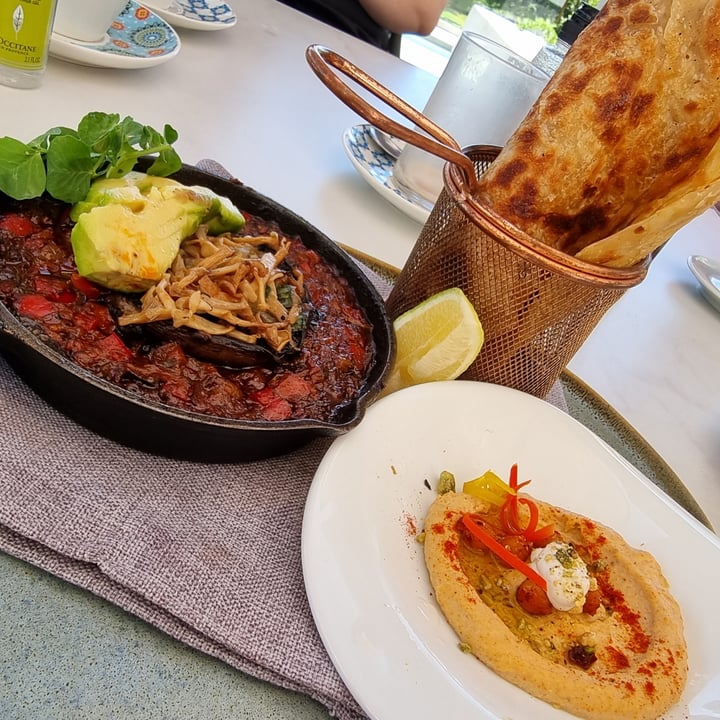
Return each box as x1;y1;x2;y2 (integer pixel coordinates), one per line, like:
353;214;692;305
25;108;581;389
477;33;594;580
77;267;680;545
118;227;305;352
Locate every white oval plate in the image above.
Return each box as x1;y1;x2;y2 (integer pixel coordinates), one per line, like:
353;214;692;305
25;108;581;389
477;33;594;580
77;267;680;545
140;0;237;31
50;0;180;69
302;380;720;720
688;254;720;314
342;124;431;224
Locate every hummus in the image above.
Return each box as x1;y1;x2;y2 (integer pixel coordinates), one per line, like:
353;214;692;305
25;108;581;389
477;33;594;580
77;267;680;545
423;491;687;720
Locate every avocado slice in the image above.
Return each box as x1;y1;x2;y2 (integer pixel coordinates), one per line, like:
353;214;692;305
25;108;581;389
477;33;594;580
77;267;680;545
70;172;246;234
71;197;209;293
183;185;246;234
69;172;247;292
70;172;158;220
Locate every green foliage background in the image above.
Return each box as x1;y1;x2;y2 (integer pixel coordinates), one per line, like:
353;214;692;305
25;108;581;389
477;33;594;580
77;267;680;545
442;0;596;43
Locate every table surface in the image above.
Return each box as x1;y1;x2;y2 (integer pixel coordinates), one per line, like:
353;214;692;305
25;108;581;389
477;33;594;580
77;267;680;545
1;0;718;712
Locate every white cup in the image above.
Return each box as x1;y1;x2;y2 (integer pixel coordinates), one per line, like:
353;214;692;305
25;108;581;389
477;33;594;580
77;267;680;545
53;0;129;43
391;32;549;209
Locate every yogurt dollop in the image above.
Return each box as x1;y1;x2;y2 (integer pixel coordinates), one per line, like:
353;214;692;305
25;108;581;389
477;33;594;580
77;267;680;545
529;541;590;612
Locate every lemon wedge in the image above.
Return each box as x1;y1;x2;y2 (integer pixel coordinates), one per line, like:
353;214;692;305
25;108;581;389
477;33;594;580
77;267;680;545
382;287;484;394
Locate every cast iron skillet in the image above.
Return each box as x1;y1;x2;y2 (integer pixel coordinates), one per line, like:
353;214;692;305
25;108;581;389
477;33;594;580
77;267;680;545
0;162;395;462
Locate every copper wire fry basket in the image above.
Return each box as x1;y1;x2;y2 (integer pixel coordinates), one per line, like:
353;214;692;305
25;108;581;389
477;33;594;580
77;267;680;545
306;45;648;398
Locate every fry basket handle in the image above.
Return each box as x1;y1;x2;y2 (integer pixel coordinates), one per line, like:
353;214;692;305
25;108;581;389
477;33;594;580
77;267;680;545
305;44;478;191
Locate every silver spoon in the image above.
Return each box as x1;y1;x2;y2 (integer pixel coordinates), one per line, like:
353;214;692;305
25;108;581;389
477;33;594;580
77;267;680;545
368;126;406;159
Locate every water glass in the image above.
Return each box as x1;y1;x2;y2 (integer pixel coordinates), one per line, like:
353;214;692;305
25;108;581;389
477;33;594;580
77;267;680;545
391;32;549;208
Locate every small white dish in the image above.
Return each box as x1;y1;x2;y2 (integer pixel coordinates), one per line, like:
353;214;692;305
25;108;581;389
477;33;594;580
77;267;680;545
141;0;237;31
49;0;180;70
342;123;431;224
302;380;720;720
688;255;720;314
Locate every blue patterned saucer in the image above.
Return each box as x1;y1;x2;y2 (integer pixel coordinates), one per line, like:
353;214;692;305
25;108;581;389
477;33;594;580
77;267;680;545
142;0;237;31
342;124;431;224
49;1;180;69
688;255;720;314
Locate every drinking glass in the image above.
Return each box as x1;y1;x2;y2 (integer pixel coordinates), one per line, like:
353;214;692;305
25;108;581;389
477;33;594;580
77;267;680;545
391;32;549;209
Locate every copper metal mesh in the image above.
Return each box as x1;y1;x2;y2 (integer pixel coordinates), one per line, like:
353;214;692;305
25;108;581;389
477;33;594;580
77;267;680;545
386;147;648;398
301;47;648;399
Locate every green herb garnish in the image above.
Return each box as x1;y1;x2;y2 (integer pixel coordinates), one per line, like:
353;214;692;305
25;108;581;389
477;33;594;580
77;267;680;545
0;111;182;203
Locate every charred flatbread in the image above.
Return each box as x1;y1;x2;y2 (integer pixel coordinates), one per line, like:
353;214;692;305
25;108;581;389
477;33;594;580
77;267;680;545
474;0;720;267
423;488;687;720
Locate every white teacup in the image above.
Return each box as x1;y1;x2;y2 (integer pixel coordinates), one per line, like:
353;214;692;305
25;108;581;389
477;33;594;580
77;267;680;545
53;0;129;43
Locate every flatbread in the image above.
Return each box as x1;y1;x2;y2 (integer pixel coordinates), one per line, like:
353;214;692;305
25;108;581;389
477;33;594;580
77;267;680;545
473;0;720;267
423;490;688;720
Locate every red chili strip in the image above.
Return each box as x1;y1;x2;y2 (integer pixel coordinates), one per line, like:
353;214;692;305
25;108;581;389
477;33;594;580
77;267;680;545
525;522;556;544
501;500;523;534
509;463;518;490
500;465;554;543
519;497;539;531
461;514;547;591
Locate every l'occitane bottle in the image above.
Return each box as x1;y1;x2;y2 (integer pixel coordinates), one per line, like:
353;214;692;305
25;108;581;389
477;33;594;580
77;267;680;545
0;0;58;89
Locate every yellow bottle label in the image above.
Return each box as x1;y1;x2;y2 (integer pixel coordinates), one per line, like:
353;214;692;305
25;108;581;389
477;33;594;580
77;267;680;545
0;0;55;71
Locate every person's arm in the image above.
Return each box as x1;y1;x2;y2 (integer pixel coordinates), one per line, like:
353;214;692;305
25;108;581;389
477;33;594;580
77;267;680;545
358;0;446;36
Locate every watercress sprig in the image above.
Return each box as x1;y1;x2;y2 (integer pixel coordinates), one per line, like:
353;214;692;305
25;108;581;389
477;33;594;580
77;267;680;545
0;111;182;204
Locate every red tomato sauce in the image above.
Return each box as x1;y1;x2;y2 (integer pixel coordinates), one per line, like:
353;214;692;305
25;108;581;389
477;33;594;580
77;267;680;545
0;197;375;423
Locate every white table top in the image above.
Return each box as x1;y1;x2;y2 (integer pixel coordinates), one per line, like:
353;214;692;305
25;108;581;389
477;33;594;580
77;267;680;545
2;0;718;533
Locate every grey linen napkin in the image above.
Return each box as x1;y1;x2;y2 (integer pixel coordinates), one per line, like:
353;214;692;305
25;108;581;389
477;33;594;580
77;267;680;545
0;353;360;718
0;162;569;720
